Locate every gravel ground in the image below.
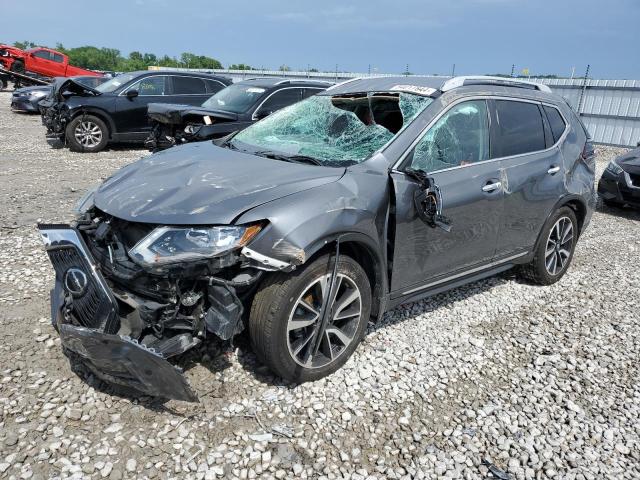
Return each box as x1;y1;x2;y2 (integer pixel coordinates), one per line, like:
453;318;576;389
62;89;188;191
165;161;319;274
0;90;639;480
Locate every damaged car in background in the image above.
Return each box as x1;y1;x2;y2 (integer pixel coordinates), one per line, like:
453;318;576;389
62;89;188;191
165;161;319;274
11;75;109;113
146;77;331;151
40;70;231;152
598;142;640;208
38;76;595;401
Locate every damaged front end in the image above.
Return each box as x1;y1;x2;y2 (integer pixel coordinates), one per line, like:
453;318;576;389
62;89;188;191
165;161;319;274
38;209;270;401
40;78;101;147
145;103;239;152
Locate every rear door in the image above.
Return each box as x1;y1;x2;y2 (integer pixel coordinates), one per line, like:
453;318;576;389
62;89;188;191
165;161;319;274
169;75;218;106
114;75;168;135
390;99;504;294
490;99;567;256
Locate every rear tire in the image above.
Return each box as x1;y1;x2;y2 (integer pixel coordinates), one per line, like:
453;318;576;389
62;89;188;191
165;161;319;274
249;254;371;383
519;207;578;285
10;60;25;74
66;115;109;152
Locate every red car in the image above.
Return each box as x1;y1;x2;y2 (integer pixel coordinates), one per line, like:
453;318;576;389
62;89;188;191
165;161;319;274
0;45;101;78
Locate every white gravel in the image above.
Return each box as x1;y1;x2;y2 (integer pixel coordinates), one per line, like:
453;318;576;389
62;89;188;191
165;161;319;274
0;90;639;479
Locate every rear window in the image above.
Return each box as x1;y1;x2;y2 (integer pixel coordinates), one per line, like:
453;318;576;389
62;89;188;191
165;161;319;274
495;100;546;157
172;76;206;95
205;79;226;94
543;105;567;143
52;53;64;63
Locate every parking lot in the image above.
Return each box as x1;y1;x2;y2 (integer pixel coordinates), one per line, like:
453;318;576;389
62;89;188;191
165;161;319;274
0;89;639;479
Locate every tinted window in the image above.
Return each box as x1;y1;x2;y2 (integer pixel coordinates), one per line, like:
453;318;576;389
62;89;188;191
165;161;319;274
172;76;206;95
495;100;546;157
136;76;166;96
257;89;303;116
52;53;64;63
411;100;490;172
543;105;567;143
33;50;51;60
204;79;226;94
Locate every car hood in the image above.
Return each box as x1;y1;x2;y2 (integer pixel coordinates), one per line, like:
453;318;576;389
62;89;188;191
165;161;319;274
148;103;238;124
51;77;101;101
94;142;345;225
618;147;640;175
15;85;50;95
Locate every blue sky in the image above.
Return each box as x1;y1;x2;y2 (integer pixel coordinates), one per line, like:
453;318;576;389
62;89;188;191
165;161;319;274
3;0;640;78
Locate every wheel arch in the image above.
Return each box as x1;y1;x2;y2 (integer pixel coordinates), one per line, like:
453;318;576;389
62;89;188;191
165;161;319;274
69;108;115;139
303;232;388;322
531;194;587;255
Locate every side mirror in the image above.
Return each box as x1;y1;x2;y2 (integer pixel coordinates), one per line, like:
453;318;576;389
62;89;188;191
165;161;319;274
126;89;139;100
254;109;272;120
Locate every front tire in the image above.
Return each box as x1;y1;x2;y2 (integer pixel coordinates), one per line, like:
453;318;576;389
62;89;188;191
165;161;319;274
519;207;578;285
249;254;371;382
66;115;109;152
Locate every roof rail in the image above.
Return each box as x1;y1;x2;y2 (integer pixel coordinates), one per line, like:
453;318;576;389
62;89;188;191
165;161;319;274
274;79;334;85
441;76;552;93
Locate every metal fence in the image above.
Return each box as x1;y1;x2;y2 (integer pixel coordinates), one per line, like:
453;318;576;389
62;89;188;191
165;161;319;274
156;67;640;148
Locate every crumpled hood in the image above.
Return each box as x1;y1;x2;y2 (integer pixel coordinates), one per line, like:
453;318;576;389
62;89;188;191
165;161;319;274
51;77;101;101
94;142;345;225
148;103;238;124
618;147;640;175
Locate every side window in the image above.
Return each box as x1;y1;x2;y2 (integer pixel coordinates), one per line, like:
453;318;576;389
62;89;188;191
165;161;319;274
52;53;64;63
205;79;226;94
257;89;303;116
135;76;166;96
33;50;51;60
302;88;324;99
410;100;490;172
172;76;206;95
494;100;546;157
543;105;567;143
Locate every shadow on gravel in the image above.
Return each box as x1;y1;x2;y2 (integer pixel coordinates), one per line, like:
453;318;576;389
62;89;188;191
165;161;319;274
596;201;640;221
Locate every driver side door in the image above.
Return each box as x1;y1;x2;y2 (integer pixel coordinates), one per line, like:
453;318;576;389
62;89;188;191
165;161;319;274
114;75;168;137
390;99;505;295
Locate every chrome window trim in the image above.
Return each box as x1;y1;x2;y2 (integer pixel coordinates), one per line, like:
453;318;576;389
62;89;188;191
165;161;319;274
119;74;223;97
120;75;169;97
251;86;305;121
401;251;528;296
393;95;570;174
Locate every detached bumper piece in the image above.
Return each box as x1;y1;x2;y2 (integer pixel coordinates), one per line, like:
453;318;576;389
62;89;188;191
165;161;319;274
38;224;198;402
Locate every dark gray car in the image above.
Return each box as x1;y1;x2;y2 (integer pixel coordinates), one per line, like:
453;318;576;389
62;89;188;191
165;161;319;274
37;76;595;401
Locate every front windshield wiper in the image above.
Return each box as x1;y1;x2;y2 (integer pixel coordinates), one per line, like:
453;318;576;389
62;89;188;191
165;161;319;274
254;150;324;166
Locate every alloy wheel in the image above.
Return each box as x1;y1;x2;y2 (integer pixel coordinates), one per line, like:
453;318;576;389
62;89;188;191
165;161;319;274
74;121;103;148
545;216;574;276
287;273;362;369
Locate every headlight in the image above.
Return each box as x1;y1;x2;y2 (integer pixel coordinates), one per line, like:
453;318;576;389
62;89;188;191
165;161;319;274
73;184;99;216
605;161;623;175
29;91;47;99
129;224;263;266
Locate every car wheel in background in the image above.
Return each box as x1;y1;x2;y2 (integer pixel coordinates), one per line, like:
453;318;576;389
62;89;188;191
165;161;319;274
249;254;371;382
10;60;25;74
519;206;578;285
66;115;109;153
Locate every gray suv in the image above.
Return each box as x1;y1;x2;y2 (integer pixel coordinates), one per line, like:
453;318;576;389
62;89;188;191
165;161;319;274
38;76;595;401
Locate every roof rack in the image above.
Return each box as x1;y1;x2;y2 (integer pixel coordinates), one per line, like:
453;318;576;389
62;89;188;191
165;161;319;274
441;76;552;93
274;79;334;85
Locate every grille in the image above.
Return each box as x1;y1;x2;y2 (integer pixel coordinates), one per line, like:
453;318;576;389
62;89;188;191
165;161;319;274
47;245;119;333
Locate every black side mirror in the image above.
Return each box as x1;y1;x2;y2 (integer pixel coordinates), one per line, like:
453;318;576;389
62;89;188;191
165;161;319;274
126;89;139;100
254;109;272;120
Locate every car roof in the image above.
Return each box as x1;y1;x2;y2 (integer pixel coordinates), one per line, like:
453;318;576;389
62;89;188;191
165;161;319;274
321;75;555;99
236;77;333;88
122;70;231;82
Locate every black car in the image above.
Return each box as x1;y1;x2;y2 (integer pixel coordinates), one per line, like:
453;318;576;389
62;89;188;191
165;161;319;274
598;144;640;208
37;76;595;401
11;75;109;113
145;77;332;151
40;70;231;152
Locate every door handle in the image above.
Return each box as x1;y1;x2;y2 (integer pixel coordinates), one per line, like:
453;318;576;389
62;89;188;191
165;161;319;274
482;181;502;193
547;165;560;175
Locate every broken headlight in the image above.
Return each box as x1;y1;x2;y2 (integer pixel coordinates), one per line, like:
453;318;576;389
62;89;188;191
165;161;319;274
605;161;623;175
129;224;262;266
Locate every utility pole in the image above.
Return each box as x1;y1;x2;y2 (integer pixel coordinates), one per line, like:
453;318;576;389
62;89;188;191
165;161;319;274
577;64;590;114
335;64;338;82
368;64;371;76
451;63;456;77
511;64;515;78
570;66;575;80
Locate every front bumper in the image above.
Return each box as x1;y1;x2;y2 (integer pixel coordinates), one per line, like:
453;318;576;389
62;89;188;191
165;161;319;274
38;224;198;402
11;97;39;112
598;169;640;207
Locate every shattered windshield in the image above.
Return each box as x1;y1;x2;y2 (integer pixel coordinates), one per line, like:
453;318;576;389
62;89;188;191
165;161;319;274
230;92;433;165
95;73;137;93
201;83;267;113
